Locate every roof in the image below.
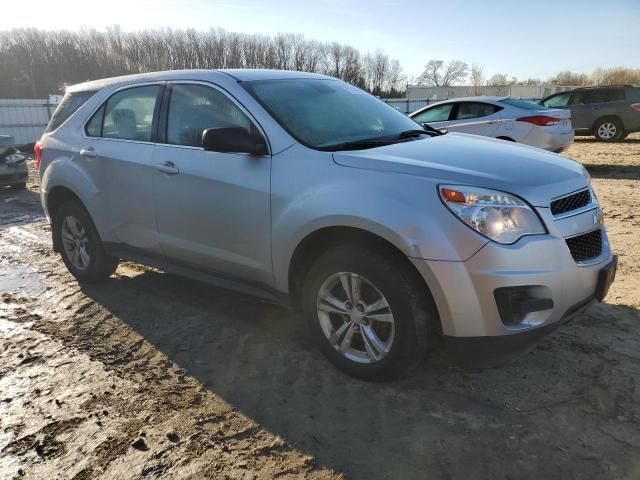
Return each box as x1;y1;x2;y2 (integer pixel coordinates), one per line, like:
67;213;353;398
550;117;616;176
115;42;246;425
66;69;332;93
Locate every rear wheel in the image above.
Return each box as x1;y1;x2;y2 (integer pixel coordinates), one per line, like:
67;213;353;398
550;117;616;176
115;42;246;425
301;243;433;381
54;201;119;282
594;118;622;142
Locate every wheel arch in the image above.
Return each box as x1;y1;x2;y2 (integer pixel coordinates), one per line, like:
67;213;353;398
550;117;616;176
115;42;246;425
593;114;624;132
286;225;442;336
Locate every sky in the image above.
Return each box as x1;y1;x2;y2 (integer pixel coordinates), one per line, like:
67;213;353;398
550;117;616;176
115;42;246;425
1;0;639;81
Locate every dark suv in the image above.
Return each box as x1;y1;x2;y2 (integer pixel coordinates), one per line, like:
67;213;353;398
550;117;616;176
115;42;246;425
540;86;640;141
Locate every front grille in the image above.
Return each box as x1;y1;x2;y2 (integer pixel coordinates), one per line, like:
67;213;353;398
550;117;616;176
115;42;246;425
551;189;592;216
566;229;602;262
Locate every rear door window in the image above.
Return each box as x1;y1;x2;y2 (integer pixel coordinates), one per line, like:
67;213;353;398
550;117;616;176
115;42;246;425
86;85;161;141
45;91;96;133
453;102;501;120
411;104;454;123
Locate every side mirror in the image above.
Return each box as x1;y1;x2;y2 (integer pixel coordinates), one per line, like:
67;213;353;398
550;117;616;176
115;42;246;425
202;127;268;155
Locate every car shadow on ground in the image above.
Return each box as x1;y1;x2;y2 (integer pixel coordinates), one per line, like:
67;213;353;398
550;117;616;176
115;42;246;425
77;267;640;479
574;137;640;144
584;163;640;180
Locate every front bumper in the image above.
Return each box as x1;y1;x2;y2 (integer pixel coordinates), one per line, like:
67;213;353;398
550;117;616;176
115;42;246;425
411;223;613;339
0;162;28;187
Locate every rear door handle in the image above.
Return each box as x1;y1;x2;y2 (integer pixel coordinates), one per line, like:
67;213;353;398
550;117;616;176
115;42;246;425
79;147;97;158
154;161;179;175
591;107;599;111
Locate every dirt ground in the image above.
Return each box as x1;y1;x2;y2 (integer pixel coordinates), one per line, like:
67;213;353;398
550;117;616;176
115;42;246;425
1;135;639;480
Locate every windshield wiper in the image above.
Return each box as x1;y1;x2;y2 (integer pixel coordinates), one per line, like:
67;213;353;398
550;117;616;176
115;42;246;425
402;125;445;137
320;138;395;151
322;127;441;151
398;129;430;138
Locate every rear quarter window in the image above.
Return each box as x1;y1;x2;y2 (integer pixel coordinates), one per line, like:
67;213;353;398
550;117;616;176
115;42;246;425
573;89;625;104
45;91;96;133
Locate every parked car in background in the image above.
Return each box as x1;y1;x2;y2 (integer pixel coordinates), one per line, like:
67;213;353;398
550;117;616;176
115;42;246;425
409;97;574;152
540;85;640;141
0;135;28;190
36;70;615;380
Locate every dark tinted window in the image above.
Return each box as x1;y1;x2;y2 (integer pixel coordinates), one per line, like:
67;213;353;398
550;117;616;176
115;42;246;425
542;93;571;107
629;88;640;101
573;88;625;104
453;102;501;120
99;86;160;142
46;91;96;133
411;104;454;123
166;84;251;147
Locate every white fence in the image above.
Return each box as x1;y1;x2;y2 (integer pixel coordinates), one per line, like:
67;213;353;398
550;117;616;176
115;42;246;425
0;98;59;145
406;84;577;102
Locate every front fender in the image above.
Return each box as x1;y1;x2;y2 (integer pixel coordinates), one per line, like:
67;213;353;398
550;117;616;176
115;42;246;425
270;149;488;292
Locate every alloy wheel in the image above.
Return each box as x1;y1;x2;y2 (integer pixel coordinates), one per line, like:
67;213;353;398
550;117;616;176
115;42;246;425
316;272;395;364
597;122;617;140
61;215;91;271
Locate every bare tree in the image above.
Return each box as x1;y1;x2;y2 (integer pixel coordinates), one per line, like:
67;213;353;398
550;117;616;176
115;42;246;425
470;63;484;94
550;70;589;86
589;67;640;86
0;26;405;98
487;73;509;86
418;59;468;87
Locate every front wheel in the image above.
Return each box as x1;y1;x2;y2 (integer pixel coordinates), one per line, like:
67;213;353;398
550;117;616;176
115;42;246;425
54;201;119;282
301;244;433;381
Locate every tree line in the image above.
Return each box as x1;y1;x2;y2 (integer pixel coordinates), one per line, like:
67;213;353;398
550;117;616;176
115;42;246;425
0;27;404;98
417;60;640;88
1;27;637;99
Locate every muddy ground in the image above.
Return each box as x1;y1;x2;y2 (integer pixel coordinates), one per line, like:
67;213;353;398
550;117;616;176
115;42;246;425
1;135;639;480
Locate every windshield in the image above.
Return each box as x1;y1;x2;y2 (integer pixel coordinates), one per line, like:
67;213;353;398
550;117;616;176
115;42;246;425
243;78;422;150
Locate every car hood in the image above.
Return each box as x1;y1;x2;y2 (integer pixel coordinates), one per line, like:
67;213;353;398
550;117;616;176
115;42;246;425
332;133;588;207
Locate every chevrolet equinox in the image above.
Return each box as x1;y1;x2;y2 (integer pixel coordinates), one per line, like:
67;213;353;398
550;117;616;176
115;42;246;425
36;70;617;380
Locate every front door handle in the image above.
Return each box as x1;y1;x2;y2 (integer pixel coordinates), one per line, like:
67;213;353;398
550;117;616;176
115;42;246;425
79;147;97;158
591;107;599;111
154;161;180;175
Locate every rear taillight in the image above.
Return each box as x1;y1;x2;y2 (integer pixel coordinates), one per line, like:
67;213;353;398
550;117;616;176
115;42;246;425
34;141;44;170
631;103;640;112
516;116;561;126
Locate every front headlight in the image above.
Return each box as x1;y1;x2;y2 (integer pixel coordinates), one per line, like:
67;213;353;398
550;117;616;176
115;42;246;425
439;185;546;244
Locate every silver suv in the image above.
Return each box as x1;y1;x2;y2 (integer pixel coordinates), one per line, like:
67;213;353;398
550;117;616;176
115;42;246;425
37;70;616;380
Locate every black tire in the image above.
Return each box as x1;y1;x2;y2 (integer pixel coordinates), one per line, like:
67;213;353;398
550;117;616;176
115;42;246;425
593;118;623;142
300;243;434;381
620;131;629;140
53;201;119;282
10;182;26;190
